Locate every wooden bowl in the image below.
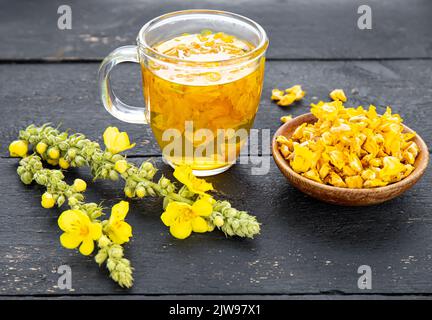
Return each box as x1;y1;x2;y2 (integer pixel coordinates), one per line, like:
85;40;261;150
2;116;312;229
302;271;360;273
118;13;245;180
272;113;429;206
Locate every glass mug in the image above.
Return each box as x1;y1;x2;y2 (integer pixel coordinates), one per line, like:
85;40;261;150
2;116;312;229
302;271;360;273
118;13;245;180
99;10;268;176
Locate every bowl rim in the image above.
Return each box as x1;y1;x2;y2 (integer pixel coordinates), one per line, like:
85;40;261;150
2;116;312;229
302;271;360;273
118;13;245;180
272;112;429;193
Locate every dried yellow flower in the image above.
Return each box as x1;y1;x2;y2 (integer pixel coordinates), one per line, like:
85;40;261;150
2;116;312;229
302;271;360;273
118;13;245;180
271;89;285;101
277;93;296;106
271;85;306;107
329;89;347;102
280;115;293;123
276;101;419;188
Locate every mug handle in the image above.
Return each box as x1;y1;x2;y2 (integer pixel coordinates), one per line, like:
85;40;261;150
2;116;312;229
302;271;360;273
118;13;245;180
98;45;147;124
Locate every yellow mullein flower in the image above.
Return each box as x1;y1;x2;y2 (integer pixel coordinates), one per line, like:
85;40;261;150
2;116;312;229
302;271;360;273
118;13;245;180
36;142;48;154
114;159;128;173
103;126;136;154
173;165;213;195
41;192;55;208
329;89;347;102
47;159;59;166
59;157;70;169
47;147;60;160
161;198;213;239
213;215;224;227
58;209;102;256
104;201;132;245
73;178;87;192
9;140;28;157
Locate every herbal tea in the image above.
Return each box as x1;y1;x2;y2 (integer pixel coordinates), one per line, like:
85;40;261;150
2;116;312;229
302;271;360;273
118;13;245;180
141;31;265;172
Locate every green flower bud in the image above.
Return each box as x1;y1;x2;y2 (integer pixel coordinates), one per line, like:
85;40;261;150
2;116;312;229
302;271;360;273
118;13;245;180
109;246;123;259
104;152;113;160
115;263;127;272
92;153;103;163
106;259;116;272
58;142;69;151
57;195;66;207
95;249;108;265
20;172;33;184
68;196;79;206
111;272;120;283
146;187;156;197
74;193;84;201
120;258;130;267
33;161;43;171
34;173;48;185
178;185;195;199
159;177;170;188
163;197;171;209
74;155;86;166
61;182;70;192
76;140;86;148
135;186;146;198
128;180;137;189
98;235;111;248
17;166;26;176
141;162;154;171
214;215;224;227
111;154;124;162
124;186;134;198
109;170;119;181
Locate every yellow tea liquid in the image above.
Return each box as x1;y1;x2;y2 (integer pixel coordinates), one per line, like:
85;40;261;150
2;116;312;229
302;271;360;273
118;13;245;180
141;31;265;172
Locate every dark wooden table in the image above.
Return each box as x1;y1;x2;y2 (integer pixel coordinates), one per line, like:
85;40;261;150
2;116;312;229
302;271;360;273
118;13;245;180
1;0;431;299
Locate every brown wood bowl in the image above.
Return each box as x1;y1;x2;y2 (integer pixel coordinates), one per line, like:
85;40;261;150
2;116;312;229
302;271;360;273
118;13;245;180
272;113;429;206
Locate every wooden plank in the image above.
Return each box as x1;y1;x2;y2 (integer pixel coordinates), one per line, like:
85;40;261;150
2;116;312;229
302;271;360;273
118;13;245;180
1;60;432;157
1;0;432;60
0;155;431;295
2;295;432;300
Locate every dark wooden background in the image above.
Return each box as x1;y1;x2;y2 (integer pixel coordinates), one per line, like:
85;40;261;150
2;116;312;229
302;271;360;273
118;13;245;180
0;0;431;299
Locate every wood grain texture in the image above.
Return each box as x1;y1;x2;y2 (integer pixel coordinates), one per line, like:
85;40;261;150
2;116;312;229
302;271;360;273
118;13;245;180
1;0;432;60
0;155;431;295
1;0;432;297
2;295;432;300
1;60;432;157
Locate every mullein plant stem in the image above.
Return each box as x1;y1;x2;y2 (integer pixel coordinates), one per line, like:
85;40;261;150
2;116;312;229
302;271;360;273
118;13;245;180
17;124;261;238
17;155;133;288
11;124;261;287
